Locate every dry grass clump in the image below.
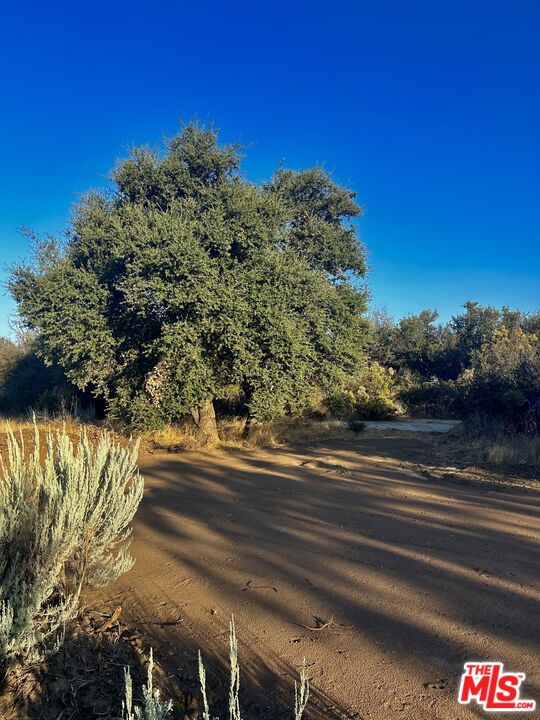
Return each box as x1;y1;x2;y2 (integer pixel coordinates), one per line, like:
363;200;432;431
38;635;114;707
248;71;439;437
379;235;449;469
1;413;349;457
0;415;82;436
471;434;540;466
142;419;207;451
142;416;349;452
456;415;540;467
0;418;126;459
249;417;348;447
220;416;348;448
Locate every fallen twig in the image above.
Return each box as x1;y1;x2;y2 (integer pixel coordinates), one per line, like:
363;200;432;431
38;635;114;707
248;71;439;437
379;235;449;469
242;579;278;592
95;606;122;647
299;615;334;631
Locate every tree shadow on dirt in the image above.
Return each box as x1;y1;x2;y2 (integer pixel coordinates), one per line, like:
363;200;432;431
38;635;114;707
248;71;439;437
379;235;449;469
97;434;539;719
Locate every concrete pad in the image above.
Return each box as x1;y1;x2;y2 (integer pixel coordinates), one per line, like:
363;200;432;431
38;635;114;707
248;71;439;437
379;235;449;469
364;418;461;433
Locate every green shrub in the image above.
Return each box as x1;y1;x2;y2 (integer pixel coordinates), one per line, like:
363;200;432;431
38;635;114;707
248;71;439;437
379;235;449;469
463;328;540;431
329;362;403;420
0;338;97;419
398;378;463;418
368;304;540;429
348;419;367;433
0;425;143;668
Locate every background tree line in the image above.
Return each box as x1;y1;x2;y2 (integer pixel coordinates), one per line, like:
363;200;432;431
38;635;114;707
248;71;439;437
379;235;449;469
366;302;540;431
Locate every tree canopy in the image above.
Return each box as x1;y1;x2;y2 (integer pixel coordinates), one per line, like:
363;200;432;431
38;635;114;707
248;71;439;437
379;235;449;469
10;123;368;434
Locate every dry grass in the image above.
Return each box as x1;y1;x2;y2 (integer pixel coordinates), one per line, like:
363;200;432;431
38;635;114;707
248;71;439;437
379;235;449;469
0;415;209;454
0;416;84;434
470;434;540;466
223;416;348;448
141;419;205;450
141;417;239;452
1;412;358;455
141;416;349;452
0;421;131;479
6;415;538;466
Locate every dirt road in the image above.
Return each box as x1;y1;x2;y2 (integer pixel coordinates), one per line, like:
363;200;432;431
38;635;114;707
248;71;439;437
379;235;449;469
93;434;539;719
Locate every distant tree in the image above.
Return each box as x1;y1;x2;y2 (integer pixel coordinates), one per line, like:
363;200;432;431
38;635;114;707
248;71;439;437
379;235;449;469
384;310;458;379
521;311;540;336
450;301;503;371
393;309;441;374
367;308;397;367
366;301;540;424
10;123;368;437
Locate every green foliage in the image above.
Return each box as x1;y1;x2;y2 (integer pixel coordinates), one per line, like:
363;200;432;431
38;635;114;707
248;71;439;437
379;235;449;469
450;301;506;374
370;303;540;382
266;167;365;276
0;338;19;380
0;341;69;415
463;327;540;431
0;425;143;668
369;309;460;380
0;336;96;419
10;123;368;431
329;362;403;420
399;378;463;418
369;303;540;429
348;419;367;433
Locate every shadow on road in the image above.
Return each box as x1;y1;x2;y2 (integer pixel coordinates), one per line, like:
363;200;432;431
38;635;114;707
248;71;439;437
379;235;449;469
94;434;539;719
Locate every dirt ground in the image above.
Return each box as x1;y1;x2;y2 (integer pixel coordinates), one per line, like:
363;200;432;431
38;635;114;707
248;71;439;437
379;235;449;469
85;432;539;719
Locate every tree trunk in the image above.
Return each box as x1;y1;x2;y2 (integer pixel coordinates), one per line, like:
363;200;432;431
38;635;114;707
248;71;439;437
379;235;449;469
195;398;219;445
242;412;257;438
243;412;255;438
242;382;254;438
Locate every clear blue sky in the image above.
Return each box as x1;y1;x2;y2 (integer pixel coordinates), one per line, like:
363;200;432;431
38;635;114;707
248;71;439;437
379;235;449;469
1;0;539;337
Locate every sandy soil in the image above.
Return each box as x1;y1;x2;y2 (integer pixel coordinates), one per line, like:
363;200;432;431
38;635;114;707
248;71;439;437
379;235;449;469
90;434;540;720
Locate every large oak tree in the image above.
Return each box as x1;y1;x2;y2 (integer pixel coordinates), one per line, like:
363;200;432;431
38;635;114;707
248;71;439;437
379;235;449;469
10;123;368;439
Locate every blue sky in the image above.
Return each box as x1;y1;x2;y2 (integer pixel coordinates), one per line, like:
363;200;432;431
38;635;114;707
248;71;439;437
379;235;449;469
1;0;538;337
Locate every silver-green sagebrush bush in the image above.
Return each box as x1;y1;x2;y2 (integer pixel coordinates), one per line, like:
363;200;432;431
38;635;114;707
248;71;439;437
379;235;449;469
123;619;310;720
0;424;143;667
123;648;172;720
